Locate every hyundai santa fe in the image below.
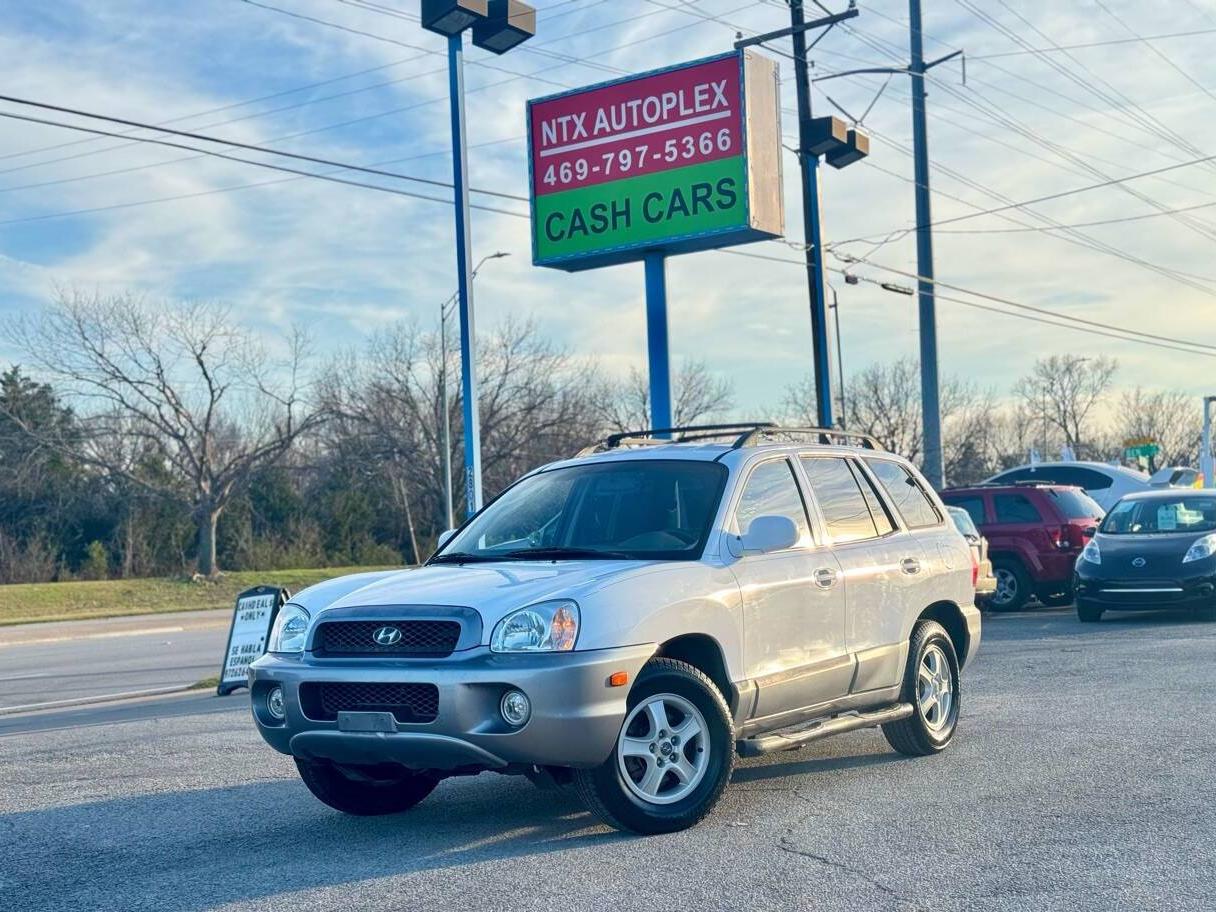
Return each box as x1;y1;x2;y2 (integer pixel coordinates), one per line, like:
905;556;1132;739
248;424;981;834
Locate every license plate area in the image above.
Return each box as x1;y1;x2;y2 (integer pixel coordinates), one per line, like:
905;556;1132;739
337;711;397;733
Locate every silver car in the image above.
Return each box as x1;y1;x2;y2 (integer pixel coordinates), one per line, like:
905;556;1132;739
249;424;981;834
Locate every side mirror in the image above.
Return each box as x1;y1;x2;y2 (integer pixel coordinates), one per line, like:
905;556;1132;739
1083;526;1098;538
437;528;458;549
736;515;800;556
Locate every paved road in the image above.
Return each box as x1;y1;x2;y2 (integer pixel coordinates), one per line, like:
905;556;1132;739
0;610;230;713
2;608;1214;912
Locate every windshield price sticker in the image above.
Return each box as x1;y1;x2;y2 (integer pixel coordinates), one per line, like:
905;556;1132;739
527;51;783;270
218;586;287;695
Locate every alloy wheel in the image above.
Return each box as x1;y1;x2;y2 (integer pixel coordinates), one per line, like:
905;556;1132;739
616;693;710;805
917;644;954;732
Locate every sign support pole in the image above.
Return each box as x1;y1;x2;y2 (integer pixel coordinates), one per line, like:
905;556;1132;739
1203;396;1215;488
644;251;673;435
448;33;483;517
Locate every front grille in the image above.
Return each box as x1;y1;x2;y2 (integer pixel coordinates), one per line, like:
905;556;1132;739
313;620;461;657
299;682;439;724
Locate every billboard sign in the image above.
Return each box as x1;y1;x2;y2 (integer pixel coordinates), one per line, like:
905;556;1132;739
527;50;783;271
217;585;287;696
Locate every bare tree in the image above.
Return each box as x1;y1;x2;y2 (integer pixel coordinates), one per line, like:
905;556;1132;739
589;360;734;433
1014;355;1117;458
1115;386;1202;467
5;291;324;577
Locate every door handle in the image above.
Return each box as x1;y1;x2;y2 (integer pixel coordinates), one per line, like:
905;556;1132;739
813;567;838;589
900;557;921;575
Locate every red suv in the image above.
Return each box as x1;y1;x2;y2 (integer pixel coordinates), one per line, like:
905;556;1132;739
941;483;1104;611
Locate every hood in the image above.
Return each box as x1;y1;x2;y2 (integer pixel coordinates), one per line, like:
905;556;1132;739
1094;530;1212;575
290;560;653;627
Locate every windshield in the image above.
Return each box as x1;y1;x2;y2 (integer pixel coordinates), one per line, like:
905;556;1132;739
1048;488;1104;519
434;459;728;562
1100;497;1216;535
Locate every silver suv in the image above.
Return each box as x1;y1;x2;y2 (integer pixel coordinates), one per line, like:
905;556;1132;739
249;424;981;834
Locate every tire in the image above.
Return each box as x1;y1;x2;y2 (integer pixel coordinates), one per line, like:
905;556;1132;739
1076;600;1104;623
881;620;961;757
1194;603;1216;622
989;558;1031;612
573;658;735;835
294;758;439;816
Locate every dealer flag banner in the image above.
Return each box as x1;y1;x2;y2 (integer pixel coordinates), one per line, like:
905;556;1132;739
528;50;783;270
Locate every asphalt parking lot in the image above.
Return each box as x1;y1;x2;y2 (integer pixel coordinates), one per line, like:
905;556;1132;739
2;608;1214;912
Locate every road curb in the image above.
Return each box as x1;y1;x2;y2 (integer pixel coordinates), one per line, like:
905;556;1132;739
0;684;196;717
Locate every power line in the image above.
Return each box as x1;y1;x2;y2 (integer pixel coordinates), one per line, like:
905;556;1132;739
0;93;528;202
0;110;529;218
967;26;1216;60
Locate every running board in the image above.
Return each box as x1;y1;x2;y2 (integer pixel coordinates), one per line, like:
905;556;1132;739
736;703;914;757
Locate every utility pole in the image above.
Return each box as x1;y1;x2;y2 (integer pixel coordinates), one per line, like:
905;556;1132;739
789;0;834;429
1203;396;1215;488
909;0;943;489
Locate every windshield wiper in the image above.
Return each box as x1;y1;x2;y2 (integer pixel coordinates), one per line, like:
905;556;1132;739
500;546;633;560
428;551;509;564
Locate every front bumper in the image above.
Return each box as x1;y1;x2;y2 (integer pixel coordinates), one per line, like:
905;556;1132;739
1074;567;1216;610
248;643;656;772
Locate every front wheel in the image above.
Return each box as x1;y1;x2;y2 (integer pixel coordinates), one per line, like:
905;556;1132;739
1076;600;1104;623
573;658;734;834
882;620;961;756
295;758;439;815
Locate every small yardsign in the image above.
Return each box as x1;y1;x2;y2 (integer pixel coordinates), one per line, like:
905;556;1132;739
217;585;287;696
527;50;783;271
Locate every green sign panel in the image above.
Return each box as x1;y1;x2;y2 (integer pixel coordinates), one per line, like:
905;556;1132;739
527;51;783;271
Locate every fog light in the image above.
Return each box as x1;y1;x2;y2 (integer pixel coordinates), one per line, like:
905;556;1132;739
500;689;531;727
266;685;286;721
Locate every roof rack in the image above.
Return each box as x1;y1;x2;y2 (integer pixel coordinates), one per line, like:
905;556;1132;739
577;422;882;456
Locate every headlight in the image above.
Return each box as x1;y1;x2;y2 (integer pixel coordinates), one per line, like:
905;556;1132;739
1183;533;1216;563
268;604;310;654
1080;539;1101;565
490;600;579;653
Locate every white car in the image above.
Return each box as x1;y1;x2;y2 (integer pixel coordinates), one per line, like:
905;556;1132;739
985;461;1150;512
250;424;981;834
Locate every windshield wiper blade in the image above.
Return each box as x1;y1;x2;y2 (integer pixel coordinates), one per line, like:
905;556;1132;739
428;552;508;564
500;547;633;560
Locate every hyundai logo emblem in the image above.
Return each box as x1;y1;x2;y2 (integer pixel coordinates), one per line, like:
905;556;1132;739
372;626;402;646
1132;557;1147;569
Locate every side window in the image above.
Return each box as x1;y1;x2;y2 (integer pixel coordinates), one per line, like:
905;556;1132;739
944;495;986;527
800;457;880;543
866;459;943;528
993;494;1042;524
992;468;1035;484
734;459;811;546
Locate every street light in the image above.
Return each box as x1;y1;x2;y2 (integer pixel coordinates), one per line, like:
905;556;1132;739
420;1;535;518
439;251;509;532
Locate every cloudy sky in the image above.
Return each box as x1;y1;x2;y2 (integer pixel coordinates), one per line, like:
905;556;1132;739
2;0;1215;415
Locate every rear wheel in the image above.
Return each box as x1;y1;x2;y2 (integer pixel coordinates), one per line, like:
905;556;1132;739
989;558;1031;612
1076;599;1104;623
882;620;961;757
573;658;734;835
295;758;439;815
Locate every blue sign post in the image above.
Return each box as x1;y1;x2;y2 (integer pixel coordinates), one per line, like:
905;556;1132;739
644;252;673;435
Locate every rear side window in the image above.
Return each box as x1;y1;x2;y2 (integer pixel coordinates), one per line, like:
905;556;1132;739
944;495;986;527
734;459;811;545
800;457;881;543
866;459;942;528
993;494;1041;524
1048;488;1104;519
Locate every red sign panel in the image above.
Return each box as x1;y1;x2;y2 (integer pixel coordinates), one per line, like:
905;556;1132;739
529;55;742;197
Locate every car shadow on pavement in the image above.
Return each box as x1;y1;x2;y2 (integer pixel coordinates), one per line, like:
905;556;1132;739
0;776;628;912
731;748;906;784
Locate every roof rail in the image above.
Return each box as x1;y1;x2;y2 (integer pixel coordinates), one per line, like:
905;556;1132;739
577;422;883;455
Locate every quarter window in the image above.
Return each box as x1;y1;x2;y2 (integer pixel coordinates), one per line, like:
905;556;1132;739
800;457;881;543
734;459;811;546
866;459;943;528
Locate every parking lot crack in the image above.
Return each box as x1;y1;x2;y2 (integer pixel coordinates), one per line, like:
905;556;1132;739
778;837;923;909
